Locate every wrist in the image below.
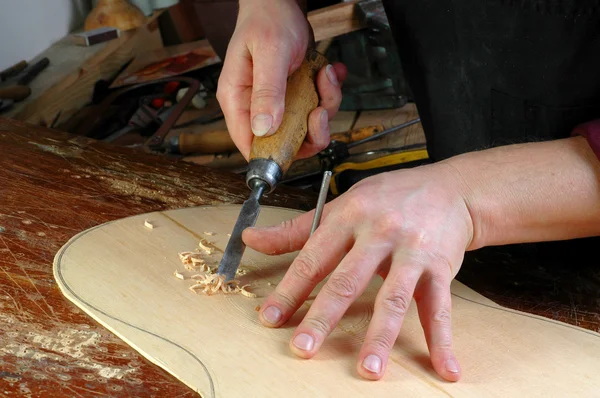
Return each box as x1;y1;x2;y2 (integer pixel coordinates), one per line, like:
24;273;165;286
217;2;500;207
442;137;600;250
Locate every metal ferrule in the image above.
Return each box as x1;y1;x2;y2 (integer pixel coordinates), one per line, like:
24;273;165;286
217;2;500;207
245;158;282;193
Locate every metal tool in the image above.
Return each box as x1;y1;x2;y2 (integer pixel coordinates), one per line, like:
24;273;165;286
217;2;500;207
0;60;27;82
217;48;327;282
280;117;422;185
73;77;200;151
310;170;332;236
16;57;50;86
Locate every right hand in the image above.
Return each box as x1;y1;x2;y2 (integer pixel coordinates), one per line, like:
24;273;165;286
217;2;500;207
216;0;347;160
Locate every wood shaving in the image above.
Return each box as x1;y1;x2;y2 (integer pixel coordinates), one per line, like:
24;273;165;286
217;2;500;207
198;240;213;255
227;233;231;237
144;220;154;229
203;231;215;236
187;273;256;298
178;251;210;272
177;250;255;298
254;305;261;312
174;270;185;280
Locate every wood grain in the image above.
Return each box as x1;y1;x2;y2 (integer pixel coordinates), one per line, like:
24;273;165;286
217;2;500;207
54;205;600;397
350;103;425;154
1;116;600;395
308;1;364;42
250;50;327;174
0;117;315;396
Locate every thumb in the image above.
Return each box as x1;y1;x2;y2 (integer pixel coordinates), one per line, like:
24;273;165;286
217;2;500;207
250;45;295;137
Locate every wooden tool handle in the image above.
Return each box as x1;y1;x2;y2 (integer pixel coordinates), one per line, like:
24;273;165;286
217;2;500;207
0;60;27;81
0;85;31;102
249;48;327;174
177;130;236;154
330;124;385;144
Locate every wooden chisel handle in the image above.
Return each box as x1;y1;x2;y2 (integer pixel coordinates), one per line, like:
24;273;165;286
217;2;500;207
0;85;31;102
249;48;327;175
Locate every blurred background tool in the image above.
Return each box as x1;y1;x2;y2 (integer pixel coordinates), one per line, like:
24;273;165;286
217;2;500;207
16;57;50;86
0;58;49;105
0;60;28;81
280;117;424;193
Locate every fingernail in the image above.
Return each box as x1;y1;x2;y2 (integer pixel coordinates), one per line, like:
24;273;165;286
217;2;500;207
362;355;381;374
252;113;273;136
292;333;314;351
262;306;281;325
326;64;339;86
445;359;460;373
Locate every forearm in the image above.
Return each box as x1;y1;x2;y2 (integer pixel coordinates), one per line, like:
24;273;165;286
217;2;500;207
444;136;600;250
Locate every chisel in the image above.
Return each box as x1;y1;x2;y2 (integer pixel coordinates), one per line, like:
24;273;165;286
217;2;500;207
217;48;327;282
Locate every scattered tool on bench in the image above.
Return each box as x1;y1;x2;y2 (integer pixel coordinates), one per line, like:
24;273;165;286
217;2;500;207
0;57;49;104
217;48;327;282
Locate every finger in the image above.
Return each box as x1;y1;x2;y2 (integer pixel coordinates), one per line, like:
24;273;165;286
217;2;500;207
242;201;334;255
295;63;347;159
216;49;253;159
295;106;330;159
416;275;461;382
258;217;353;329
318;63;345;119
288;240;392;359
357;261;422;380
249;43;293;137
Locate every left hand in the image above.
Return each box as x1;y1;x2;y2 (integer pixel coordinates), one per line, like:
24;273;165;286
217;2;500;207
242;163;474;381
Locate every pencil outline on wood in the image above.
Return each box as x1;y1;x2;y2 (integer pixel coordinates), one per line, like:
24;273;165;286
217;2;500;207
54;222;216;398
53;205;600;397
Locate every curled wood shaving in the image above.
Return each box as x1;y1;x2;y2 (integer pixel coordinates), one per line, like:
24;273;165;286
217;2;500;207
203;231;215;236
144;220;154;229
178;251;210;272
177;243;256;298
187;272;256;298
198;240;213;255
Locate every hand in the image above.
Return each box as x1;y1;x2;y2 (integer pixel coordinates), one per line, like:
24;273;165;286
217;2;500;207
242;163;474;381
216;0;347;160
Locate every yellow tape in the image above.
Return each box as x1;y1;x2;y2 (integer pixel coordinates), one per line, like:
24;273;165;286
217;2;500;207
330;149;429;195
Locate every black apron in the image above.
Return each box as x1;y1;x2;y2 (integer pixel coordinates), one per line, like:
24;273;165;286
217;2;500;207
382;0;600;161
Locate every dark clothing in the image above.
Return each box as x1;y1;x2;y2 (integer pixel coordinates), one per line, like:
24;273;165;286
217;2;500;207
382;0;600;161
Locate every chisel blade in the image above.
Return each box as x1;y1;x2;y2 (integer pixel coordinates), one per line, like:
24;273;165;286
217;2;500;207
217;184;265;281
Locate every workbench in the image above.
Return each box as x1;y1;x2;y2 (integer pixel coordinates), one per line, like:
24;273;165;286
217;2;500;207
1;117;599;396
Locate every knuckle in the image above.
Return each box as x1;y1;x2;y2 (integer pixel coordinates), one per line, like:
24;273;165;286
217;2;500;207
252;83;282;102
291;254;323;283
304;316;331;335
326;272;359;300
432;308;452;325
272;289;299;311
381;289;411;319
372;216;403;238
369;332;397;352
280;218;298;252
344;194;370;218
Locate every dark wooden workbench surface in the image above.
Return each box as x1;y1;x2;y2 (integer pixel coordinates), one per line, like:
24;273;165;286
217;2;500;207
1;117;599;396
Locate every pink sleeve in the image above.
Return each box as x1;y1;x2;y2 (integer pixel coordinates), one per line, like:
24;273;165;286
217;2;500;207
571;119;600;160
